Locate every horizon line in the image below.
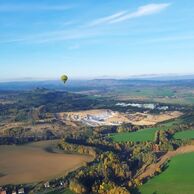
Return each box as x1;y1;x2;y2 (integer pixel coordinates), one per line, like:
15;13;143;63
1;73;194;83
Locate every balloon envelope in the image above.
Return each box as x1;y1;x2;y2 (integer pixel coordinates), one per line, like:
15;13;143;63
61;75;68;84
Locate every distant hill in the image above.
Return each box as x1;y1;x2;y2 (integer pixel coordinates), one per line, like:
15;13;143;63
128;74;194;81
1;75;194;91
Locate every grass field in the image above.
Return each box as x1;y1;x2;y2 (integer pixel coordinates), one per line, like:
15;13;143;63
110;127;160;142
0;140;92;186
139;152;194;194
112;87;175;98
174;129;194;140
110;119;181;142
109;85;194;105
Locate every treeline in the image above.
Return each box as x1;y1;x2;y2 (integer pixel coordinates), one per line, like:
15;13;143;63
54;114;194;193
0;136;59;145
0;127;60;145
153;116;194;152
0;89;108;118
58;140;96;157
55;134;158;194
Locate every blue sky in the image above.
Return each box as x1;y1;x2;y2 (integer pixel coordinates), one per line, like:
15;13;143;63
0;0;194;80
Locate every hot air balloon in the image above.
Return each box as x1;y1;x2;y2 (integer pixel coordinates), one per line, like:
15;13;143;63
61;75;68;84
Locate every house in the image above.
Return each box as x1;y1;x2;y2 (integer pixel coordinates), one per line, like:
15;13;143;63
44;182;50;188
18;188;25;194
0;191;6;194
12;191;17;194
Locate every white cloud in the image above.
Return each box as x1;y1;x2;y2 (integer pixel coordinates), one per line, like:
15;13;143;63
111;3;171;23
0;4;73;12
0;3;172;44
88;11;127;27
0;27;104;44
88;3;171;26
145;34;194;43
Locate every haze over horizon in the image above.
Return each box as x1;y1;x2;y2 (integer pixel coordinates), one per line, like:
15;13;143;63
0;0;194;80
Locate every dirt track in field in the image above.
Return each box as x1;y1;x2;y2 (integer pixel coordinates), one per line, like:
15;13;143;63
137;145;194;181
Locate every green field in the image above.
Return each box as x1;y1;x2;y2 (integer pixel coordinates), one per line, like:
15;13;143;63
106;85;194;105
139;152;194;194
110;119;180;142
174;129;194;140
114;87;194;105
110;127;160;142
112;87;175;98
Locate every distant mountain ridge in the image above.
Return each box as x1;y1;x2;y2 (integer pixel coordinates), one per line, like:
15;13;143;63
127;74;194;80
1;74;194;91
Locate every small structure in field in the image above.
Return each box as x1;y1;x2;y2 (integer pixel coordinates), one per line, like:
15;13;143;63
0;188;6;194
18;188;25;194
44;182;50;188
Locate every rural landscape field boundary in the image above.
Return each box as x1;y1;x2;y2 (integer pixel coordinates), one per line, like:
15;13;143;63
136;145;194;182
